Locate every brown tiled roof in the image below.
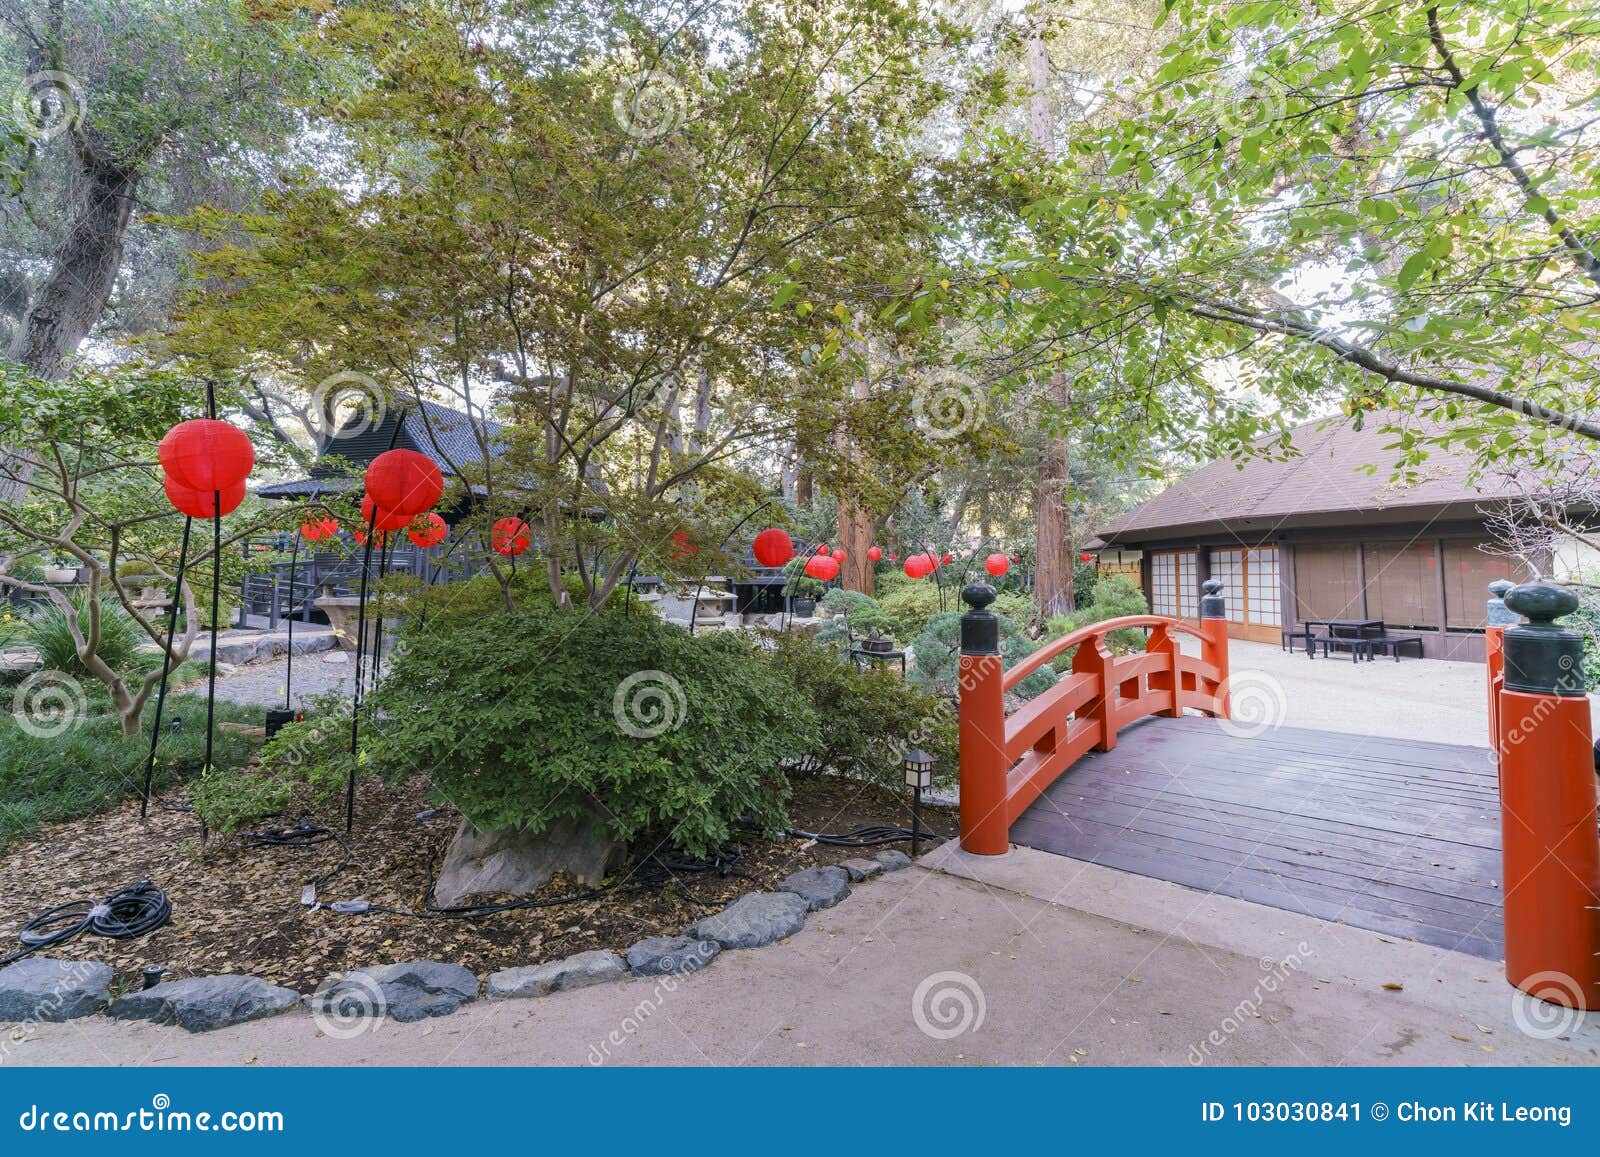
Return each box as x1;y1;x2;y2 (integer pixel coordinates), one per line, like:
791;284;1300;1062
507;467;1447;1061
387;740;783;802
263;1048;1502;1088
1096;413;1531;544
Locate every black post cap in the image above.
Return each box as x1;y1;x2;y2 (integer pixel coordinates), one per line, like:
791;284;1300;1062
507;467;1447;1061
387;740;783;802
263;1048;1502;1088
1199;577;1226;620
1485;578;1519;627
961;583;999;655
1502;582;1585;696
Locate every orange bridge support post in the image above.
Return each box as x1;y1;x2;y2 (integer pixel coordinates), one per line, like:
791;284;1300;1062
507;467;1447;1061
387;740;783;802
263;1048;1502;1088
1198;578;1231;718
1496;583;1600;1009
958;583;1010;856
1485;579;1515;765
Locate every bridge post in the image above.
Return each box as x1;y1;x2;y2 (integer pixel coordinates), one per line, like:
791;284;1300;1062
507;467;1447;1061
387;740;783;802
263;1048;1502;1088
1496;582;1599;1008
1484;579;1516;766
1198;578;1231;718
958;583;1010;856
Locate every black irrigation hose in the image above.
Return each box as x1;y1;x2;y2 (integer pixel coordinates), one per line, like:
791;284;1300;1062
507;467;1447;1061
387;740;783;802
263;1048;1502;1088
0;880;172;968
238;817;353;889
782;824;943;848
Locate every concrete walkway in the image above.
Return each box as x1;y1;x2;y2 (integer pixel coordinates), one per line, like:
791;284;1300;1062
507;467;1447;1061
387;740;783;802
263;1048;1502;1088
8;846;1596;1067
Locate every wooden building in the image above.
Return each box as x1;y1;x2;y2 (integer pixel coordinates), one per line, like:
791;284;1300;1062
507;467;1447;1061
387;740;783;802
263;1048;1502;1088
1089;415;1542;661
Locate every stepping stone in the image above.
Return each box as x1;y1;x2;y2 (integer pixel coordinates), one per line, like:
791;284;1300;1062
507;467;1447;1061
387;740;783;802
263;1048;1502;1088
687;891;808;949
110;975;299;1033
487;950;626;999
315;961;478;1023
624;936;721;978
776;866;852;910
838;858;885;882
875;849;912;872
0;958;112;1023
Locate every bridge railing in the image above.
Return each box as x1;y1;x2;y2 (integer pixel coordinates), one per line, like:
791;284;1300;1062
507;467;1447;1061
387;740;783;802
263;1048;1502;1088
957;578;1232;856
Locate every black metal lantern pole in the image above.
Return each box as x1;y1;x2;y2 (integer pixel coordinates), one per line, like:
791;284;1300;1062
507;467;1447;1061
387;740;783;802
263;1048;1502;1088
140;516;192;818
903;748;934;857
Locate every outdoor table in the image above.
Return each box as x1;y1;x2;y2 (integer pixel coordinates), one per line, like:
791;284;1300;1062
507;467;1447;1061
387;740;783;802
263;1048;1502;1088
1301;618;1384;660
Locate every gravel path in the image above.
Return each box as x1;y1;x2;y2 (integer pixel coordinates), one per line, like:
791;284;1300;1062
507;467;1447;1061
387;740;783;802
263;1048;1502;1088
210;652;358;710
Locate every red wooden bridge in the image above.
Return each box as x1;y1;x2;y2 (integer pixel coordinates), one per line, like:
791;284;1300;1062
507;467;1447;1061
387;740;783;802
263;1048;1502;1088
953;580;1598;1006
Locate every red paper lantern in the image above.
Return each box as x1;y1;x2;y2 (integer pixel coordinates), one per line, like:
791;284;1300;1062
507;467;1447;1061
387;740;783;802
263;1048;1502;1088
407;512;448;548
158;419;255;493
816;544;831;556
299;516;339;542
867;545;882;562
832;549;847;566
1079;551;1093;562
163;476;246;519
752;528;794;568
361;494;412;532
985;552;1010;577
903;552;935;579
491;516;531;556
888;552;898;562
941;552;953;566
670;530;699;561
804;554;839;581
365;449;443;517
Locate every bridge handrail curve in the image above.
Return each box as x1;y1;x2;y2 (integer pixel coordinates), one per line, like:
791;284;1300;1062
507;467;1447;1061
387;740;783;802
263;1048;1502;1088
1003;614;1211;693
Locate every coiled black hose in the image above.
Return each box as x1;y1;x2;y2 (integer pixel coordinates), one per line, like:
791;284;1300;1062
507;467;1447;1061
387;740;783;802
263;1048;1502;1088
0;880;172;967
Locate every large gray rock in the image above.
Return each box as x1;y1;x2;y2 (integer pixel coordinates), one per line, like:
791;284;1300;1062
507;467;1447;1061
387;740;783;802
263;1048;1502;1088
624;936;721;978
433;814;622;907
0;958;112;1023
875;849;912;872
687;891;808;949
838;858;885;882
487;951;626;999
110;975;299;1033
316;961;478;1023
776;866;852;911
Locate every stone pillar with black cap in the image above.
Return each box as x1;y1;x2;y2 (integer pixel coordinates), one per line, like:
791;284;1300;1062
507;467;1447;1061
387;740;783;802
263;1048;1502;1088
1198;577;1231;718
1495;582;1599;1008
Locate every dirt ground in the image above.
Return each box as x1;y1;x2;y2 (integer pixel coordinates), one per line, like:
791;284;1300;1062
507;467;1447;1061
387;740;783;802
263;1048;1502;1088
0;774;955;996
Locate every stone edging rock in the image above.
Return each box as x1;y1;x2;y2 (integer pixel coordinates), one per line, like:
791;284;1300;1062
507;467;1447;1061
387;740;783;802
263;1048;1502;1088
0;850;916;1035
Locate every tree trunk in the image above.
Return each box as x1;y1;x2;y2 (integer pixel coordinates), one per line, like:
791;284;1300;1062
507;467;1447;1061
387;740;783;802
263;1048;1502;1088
836;326;874;595
1026;19;1074;617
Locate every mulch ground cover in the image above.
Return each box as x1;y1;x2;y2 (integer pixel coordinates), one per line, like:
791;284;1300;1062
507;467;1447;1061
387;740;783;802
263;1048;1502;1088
0;772;957;996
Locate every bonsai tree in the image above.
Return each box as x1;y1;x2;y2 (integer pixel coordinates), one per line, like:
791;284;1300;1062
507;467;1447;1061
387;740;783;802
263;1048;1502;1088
817;590;898;647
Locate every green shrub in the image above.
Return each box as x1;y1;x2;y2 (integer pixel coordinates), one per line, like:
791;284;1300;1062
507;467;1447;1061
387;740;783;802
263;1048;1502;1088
765;632;956;784
1043;575;1151;671
24;593;143;677
366;607;818;856
816;590;900;644
0;693;261;850
877;580;1033;640
909;610;1058;701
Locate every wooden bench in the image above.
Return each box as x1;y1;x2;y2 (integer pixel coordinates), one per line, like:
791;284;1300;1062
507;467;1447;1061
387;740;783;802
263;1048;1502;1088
1367;633;1425;661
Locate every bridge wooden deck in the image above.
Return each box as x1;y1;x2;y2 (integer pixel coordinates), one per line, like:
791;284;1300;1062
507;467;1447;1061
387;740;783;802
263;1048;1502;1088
1009;716;1504;960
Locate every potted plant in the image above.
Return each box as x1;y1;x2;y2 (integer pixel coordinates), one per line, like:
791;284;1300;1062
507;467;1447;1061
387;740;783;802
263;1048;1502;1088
43;558;78;584
790;577;823;618
849;604;900;653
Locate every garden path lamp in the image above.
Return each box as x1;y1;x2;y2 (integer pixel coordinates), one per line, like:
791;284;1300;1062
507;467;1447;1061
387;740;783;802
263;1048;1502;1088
903;748;935;857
